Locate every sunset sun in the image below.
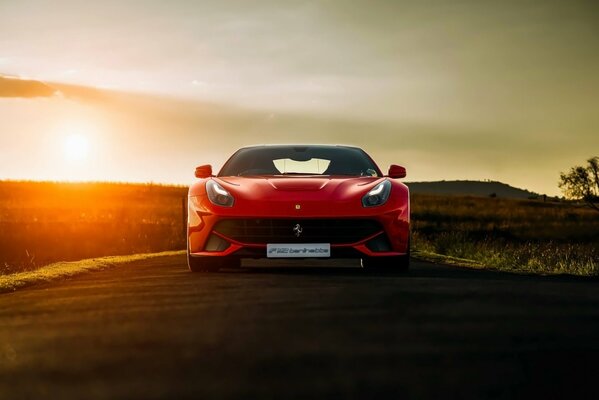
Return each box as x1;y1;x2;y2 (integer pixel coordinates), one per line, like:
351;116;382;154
64;134;90;162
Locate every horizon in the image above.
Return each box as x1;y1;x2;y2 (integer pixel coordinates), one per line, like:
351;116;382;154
0;177;552;197
2;0;598;196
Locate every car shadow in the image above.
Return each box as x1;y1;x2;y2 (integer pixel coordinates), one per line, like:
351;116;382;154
215;258;598;283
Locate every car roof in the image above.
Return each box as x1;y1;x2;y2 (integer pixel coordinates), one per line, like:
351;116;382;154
238;144;363;151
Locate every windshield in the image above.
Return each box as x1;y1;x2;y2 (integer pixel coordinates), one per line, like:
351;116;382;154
218;146;382;177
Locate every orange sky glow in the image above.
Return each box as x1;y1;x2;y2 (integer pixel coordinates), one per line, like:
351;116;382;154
1;0;598;195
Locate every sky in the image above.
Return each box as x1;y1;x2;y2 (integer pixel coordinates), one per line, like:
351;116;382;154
1;0;598;195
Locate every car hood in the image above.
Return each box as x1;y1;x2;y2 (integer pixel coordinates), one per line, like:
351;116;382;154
210;176;386;217
218;176;380;195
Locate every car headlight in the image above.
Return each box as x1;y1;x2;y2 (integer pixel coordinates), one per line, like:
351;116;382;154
362;180;391;207
206;180;235;207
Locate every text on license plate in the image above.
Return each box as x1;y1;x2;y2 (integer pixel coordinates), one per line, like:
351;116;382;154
267;243;331;258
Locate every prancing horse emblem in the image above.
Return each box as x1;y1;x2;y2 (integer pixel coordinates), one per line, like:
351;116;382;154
293;223;303;238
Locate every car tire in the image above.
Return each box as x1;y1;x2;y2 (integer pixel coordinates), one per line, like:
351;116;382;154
187;253;240;272
362;254;410;272
362;238;410;272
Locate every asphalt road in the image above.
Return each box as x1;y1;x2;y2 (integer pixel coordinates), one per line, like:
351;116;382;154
1;255;599;400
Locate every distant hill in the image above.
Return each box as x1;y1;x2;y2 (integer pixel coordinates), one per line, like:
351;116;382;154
406;180;539;199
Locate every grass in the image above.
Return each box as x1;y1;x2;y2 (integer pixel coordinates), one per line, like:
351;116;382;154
411;194;599;276
0;250;185;293
0;180;188;274
1;180;597;278
412;249;485;270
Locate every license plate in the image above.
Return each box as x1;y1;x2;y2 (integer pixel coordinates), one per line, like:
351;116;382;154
267;243;331;258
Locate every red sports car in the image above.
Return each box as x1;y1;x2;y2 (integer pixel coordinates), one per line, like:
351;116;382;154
187;145;410;272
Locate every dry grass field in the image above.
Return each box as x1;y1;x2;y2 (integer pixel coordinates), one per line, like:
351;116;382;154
0;181;187;274
412;194;599;276
1;181;597;276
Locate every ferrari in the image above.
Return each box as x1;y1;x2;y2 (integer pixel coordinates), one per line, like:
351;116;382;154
187;145;410;272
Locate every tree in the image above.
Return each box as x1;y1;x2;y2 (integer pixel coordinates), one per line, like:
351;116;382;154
559;156;599;212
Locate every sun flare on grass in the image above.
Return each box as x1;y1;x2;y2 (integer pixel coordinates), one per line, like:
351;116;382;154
64;134;90;162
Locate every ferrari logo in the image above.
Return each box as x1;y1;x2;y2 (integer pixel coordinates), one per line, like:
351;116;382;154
295;204;301;210
293;223;303;238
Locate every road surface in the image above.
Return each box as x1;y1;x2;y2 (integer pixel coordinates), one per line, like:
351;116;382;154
1;254;598;399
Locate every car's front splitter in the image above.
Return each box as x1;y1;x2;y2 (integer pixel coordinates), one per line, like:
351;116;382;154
189;229;407;259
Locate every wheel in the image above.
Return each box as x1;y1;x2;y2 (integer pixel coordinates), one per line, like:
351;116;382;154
362;239;410;272
362;255;410;271
187;253;240;272
362;254;410;272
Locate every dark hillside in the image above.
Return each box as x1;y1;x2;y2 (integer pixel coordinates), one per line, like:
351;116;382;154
406;180;539;199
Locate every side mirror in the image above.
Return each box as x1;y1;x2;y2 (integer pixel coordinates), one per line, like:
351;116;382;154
388;165;406;179
195;164;213;178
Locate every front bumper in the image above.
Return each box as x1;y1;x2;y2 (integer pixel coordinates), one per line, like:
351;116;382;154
188;199;409;259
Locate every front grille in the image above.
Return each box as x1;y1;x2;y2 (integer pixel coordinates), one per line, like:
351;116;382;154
214;219;382;244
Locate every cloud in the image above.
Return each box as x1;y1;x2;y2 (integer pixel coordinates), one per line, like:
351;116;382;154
0;75;58;98
0;74;594;195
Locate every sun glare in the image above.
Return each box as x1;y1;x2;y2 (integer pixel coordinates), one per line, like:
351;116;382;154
64;134;90;162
